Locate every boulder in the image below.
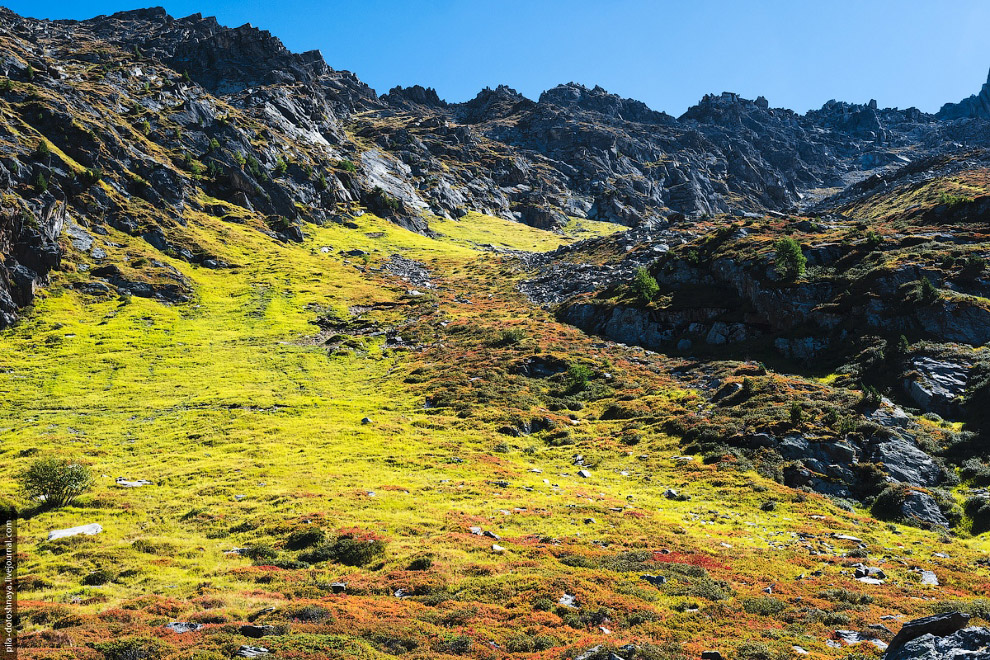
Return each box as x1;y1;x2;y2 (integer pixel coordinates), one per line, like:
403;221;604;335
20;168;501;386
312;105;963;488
900;490;950;529
165;622;201;634
887;612;970;655
885;627;990;660
47;523;102;541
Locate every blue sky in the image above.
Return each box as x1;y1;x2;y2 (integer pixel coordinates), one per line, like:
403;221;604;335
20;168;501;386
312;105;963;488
6;0;990;115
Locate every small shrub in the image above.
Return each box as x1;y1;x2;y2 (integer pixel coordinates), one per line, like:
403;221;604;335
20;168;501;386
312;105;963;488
789;402;804;426
336;159;357;173
491;328;527;346
79;168;102;186
940;191;973;207
774;237;806;280
735;640;782;660
331;531;387;566
33;172;48;194
407;555;433;571
301;530;387;566
35;140;51;158
285;527;326;550
567;363;593;392
20;458;92;507
917;276;940;304
631;266;660;302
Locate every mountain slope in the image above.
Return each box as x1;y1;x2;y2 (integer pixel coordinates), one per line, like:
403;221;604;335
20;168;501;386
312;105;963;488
3;6;990;660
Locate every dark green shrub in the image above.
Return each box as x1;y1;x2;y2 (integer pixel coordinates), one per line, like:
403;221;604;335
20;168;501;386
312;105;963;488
567;363;593;392
407;555;433;571
285;527;326;550
301;531;387;566
631;266;660;302
741;596;787;616
774;237;806;280
33;172;48;194
918;276;940;304
20;458;92;507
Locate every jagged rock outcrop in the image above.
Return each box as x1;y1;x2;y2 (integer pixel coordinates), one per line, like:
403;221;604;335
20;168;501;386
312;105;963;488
939;68;990;120
0;195;65;326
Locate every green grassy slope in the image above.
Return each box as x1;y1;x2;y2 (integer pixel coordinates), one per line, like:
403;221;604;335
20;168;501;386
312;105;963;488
3;208;989;660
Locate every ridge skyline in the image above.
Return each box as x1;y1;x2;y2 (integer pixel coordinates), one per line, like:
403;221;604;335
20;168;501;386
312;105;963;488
4;0;990;117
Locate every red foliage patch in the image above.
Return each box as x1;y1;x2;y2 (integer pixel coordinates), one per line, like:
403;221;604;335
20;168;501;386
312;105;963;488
650;551;729;571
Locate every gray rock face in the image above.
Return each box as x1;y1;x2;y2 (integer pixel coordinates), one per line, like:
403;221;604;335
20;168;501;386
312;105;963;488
887;612;970;655
904;356;970;417
939;68;990;120
899;491;950;529
0;197;65;328
885;627;990;660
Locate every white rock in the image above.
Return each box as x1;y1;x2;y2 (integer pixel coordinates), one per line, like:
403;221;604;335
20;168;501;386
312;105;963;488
48;523;102;541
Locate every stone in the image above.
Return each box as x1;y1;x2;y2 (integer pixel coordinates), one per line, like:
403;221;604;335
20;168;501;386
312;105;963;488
887;612;970;654
234;646;270;658
640;574;666;587
854;565;887;581
165;622;201;634
558;593;577;608
900;491;950;529
885;627;990;660
330;582;346;594
701;652;725;660
904;357;969;416
47;523;102;541
919;570;939;586
240;624;274;638
578;469;591;478
116;477;153;487
835;630;887;649
361;417;372;424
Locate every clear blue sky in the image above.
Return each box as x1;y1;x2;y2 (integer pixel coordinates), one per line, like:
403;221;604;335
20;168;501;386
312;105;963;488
6;0;990;115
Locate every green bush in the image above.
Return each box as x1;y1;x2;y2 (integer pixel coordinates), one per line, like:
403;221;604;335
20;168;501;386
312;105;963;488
940;191;973;207
965;495;990;534
301;531;387;566
918;276;940;304
631;266;660;302
741;596;787;616
490;328;527;346
774;237;806;280
20;458;92;507
35;140;51;158
33;172;48;194
735;640;783;660
285;527;326;550
566;363;593;392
